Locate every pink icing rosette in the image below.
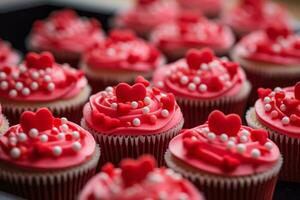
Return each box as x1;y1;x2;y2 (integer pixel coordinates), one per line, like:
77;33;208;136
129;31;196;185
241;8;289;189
0;39;20;67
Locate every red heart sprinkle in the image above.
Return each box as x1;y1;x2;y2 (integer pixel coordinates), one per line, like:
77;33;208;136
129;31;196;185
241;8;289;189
160;93;175;111
109;29;136;42
135;76;150;87
222;155;240;172
186;48;214;70
208;110;241;136
295;82;300;100
26;52;54;69
101;163;115;177
115;83;146;103
224;62;238;78
257;88;272;99
250;129;268;145
266;25;290;41
208;76;224;91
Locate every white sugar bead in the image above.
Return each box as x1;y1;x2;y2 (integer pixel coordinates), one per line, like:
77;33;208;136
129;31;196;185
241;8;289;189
157;81;164;88
47;83;55;91
202;127;209;133
9;89;17;97
45;68;52;73
274;87;282;92
57;133;65;140
12;72;19;79
44;75;52;82
22;88;30;96
15;82;23;91
271;110;278;118
220;133;228;142
281;116;290;125
265;142;273;150
18;133;27;142
110;102;117;109
280;104;286;112
263;97;271;103
19;65;27;73
105;86;113;93
72;131;80;139
227;141;235;149
240;135;248;143
236;144;246;153
31;71;39;79
144;97;151;105
251;149;261;158
161;109;169;118
142;106;150;114
0;72;6;79
30;82;39;90
200;63;209;70
188;83;196;91
0;81;8;90
29;128;39;138
264;104;272;111
198;84;207;92
52;146;62;156
61;117;68;124
9;137;17;145
180;76;189;85
10;147;21;159
40;134;48;142
72;141;82;152
241;130;250;136
131;101;138;109
132;118;141;126
193;77;201;84
207;132;216;141
61;124;69;131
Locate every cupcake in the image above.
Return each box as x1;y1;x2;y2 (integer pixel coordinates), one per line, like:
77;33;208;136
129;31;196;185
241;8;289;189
246;82;300;182
0;39;21;67
222;0;292;37
231;25;300;104
0;108;100;200
0;105;9;134
80;29;164;93
176;0;223;18
165;110;282;200
0;51;91;125
114;0;179;38
79;155;204;200
27;9;105;67
152;48;251;128
81;77;184;166
150;12;235;60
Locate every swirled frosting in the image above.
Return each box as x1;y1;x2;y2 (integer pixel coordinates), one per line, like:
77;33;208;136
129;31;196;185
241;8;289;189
223;0;291;35
177;0;223;17
169;110;280;176
79;155;203;200
82;29;162;73
151;12;234;53
0;39;20;67
255;82;300;138
152;48;246;100
0;52;87;102
0;108;96;169
28;9;104;53
116;0;179;35
233;26;300;65
83;76;183;135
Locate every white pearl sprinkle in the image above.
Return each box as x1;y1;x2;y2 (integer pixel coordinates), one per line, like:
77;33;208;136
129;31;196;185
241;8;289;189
280;104;286;112
105;86;113;93
61;117;68;124
10;147;21;159
44;75;52;82
9;89;17;97
271;110;278;118
281;116;290;125
12;72;19;80
29;128;39;138
193;77;201;84
40;134;48;142
0;72;6;79
161;109;169;118
265;142;273;150
47;83;55;91
274;87;282;92
31;71;39;79
220;133;228;142
0;81;8;90
251;149;261;158
157;81;164;88
52;146;62;156
241;130;250;136
15;82;23;91
131;101;138;109
132;118;141;126
72;131;80;139
236;144;246;153
227;141;235;149
142;106;150;114
110;103;118;109
45;68;52;73
264;97;271;103
18;133;27;142
198;84;207;92
30;82;39;90
22;88;30;96
207;132;216;141
61;124;69;131
9;137;17;145
202;127;210;134
188;83;196;91
144;97;151;105
200;63;209;71
72;141;82;152
57;133;65;140
19;65;27;72
264;104;272;111
180;76;189;85
240;135;248;143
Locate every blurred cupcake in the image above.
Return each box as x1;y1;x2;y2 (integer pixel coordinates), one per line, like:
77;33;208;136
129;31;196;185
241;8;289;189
27;9;105;67
0;51;91;124
152;48;251;128
0;108;100;200
246;82;300;181
0;39;21;67
231;25;300;104
114;0;179;38
222;0;292;37
80;29;164;93
79;155;204;200
176;0;223;18
165;110;282;200
0;105;9;134
81;77;183;166
150;12;235;60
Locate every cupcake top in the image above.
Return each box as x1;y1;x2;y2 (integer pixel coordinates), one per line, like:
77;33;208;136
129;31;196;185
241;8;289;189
151;12;234;52
83;76;183;135
0;108;96;169
223;0;291;35
116;0;179;34
233;25;300;65
255;82;300;138
169;110;280;176
0;52;88;102
28;9;104;53
177;0;223;16
0;39;20;67
79;155;203;200
82;29;162;73
152;48;246;100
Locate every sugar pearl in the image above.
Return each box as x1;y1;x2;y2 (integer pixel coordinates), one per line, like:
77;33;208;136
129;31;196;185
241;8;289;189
72;131;80;139
47;83;55;91
188;83;196;91
280;104;286;112
57;133;65;140
142;106;150;114
236;144;246;153
198;84;207;92
111;103;118;109
29;128;39;138
61;124;69;131
264;104;272;111
40;134;48;142
274;87;282;92
72;142;82;152
161;109;169;118
9;137;17;145
241;130;250;136
180;76;189;85
144;97;151;105
10;147;21;159
0;72;6;79
15;82;23;91
132;118;141;126
9;89;17;97
240;135;248;143
227;141;235;149
31;71;39;79
105;86;113;93
264;97;271;103
281;116;290;125
200;63;209;71
207;132;216;141
18;133;27;142
251;149;261;158
30;82;39;90
157;81;164;88
202;127;209;134
12;72;19;79
271;110;278;118
0;81;8;90
52;146;62;156
61;117;68;124
220;133;228;142
131;101;138;109
22;88;30;96
265;142;273;150
193;77;201;84
44;75;52;82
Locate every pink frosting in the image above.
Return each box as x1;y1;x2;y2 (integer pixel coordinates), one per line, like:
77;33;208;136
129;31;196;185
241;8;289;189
169;110;280;176
0;108;96;170
255;83;300;138
83;77;183;135
0;52;87;102
28;9;105;53
152;48;246;100
0;39;20;67
116;0;179;34
223;0;291;34
79;155;203;200
82;29;162;73
177;0;223;16
151;12;234;53
234;27;300;65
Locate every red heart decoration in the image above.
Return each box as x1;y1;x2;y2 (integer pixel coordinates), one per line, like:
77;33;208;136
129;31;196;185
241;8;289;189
26;52;54;69
20;108;54;133
295;82;300;100
101;163;115;178
186;48;214;70
257;88;272;99
266;25;290;41
109;29;136;42
224;62;238;78
161;93;175;111
115;83;147;103
250;129;268;145
135;76;150;87
208;76;223;91
121;155;155;187
222;155;240;172
208;110;241;136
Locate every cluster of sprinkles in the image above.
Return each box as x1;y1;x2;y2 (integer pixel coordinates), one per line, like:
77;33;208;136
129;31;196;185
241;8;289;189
0;108;85;159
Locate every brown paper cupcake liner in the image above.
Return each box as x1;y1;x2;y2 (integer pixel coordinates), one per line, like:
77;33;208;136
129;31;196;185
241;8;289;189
81;119;184;166
165;150;282;200
176;81;251;128
0;146;100;200
0;116;9;134
1;86;91;125
246;108;300;182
